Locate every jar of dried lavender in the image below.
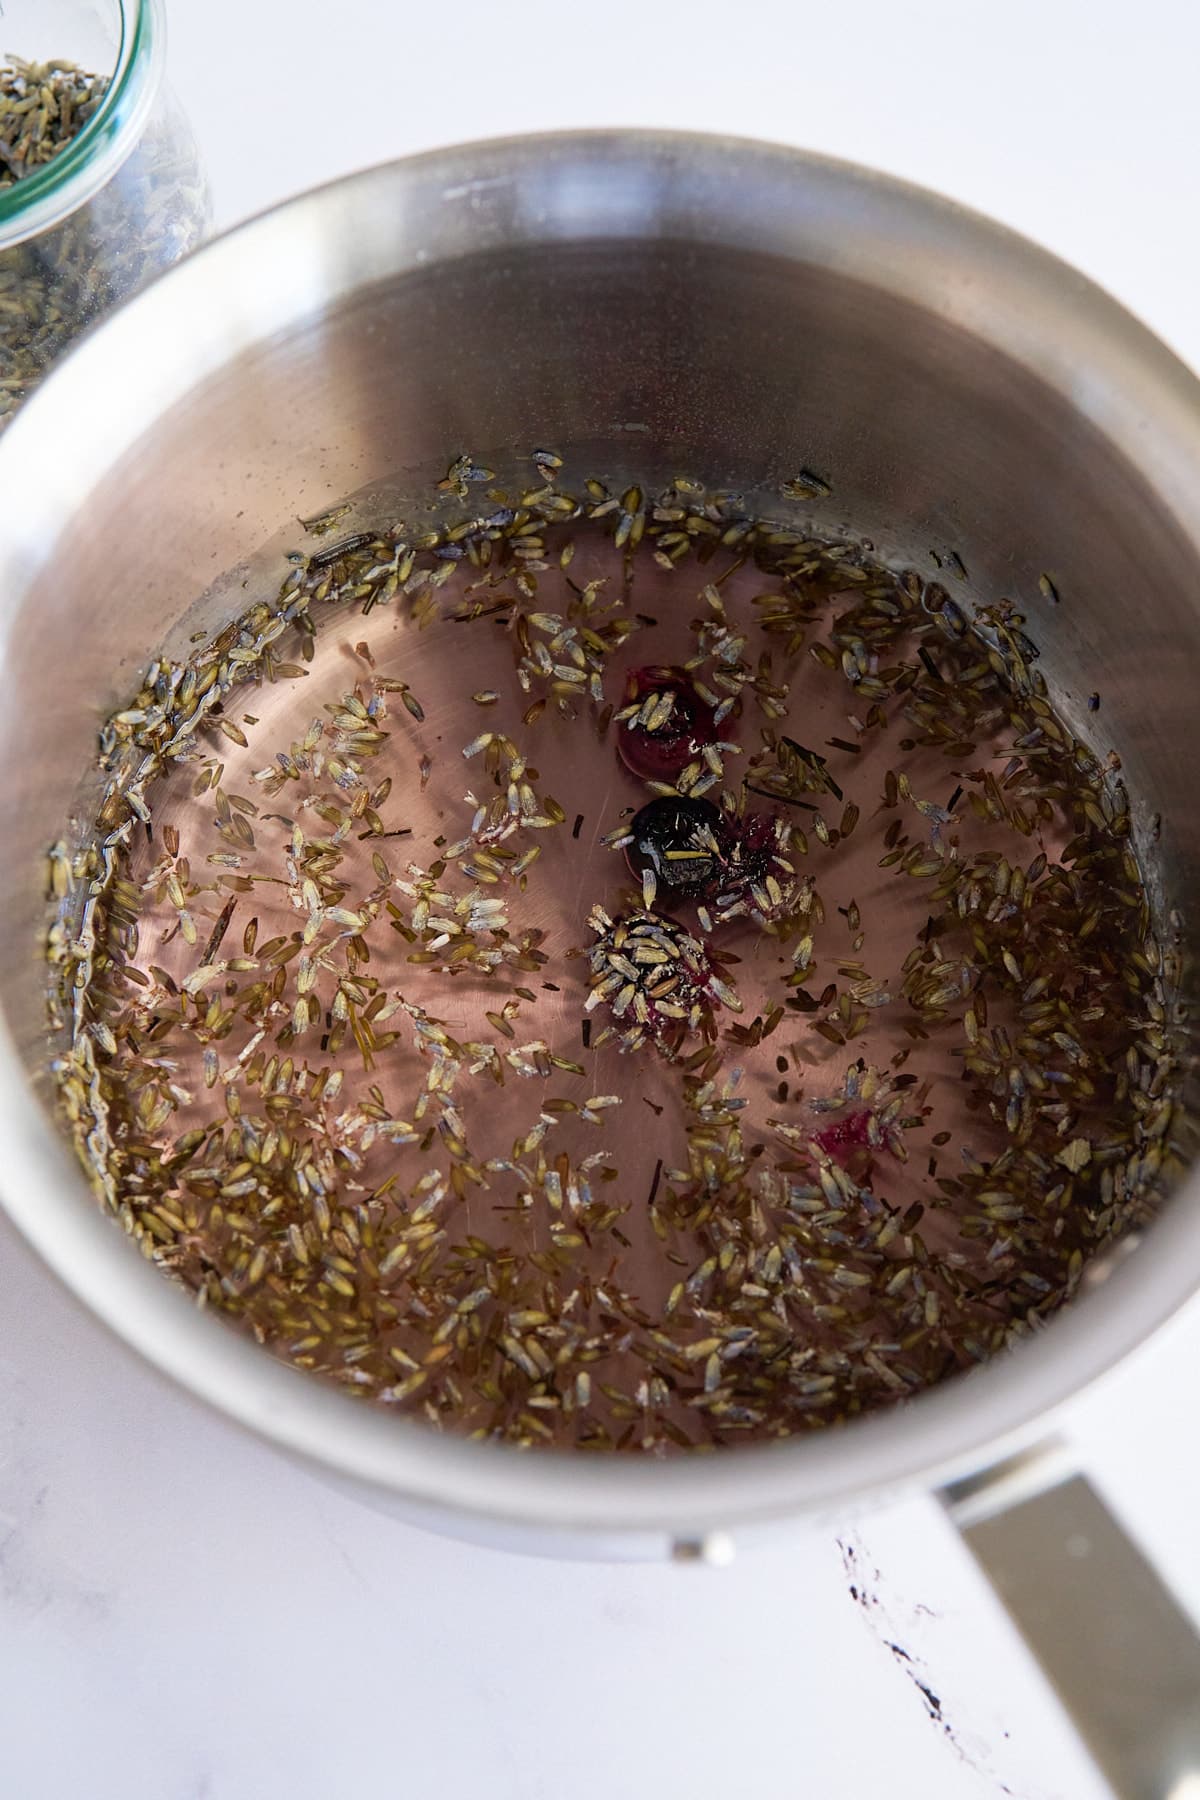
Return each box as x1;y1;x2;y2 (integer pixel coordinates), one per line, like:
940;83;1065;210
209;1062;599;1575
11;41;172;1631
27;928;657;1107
0;0;210;430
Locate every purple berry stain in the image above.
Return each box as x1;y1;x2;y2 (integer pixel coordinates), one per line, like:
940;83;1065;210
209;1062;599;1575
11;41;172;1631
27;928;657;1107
812;1109;874;1164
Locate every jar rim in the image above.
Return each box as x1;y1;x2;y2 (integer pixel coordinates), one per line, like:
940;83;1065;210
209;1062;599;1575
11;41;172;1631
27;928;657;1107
0;0;165;248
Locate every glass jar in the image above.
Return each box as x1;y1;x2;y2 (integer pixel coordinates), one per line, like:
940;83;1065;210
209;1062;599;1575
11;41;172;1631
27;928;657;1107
0;0;210;429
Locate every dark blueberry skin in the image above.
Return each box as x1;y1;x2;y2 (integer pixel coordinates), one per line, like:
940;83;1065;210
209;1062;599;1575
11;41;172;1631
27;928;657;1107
626;796;728;898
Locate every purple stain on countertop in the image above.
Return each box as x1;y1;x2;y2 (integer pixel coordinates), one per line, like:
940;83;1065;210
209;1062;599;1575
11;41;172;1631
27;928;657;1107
838;1534;1029;1798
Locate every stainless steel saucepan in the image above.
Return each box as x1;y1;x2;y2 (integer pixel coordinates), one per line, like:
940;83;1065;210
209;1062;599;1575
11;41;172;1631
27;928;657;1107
0;133;1197;1798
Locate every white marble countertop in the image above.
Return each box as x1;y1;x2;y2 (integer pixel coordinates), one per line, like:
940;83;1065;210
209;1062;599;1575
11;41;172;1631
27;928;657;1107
4;2;1200;1795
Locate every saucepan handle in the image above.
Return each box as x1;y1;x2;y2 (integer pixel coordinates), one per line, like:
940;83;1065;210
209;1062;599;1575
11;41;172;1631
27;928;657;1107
939;1444;1200;1800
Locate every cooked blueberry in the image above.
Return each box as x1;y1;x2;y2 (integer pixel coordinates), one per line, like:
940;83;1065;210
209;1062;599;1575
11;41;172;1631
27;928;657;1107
616;665;721;782
626;796;728;898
